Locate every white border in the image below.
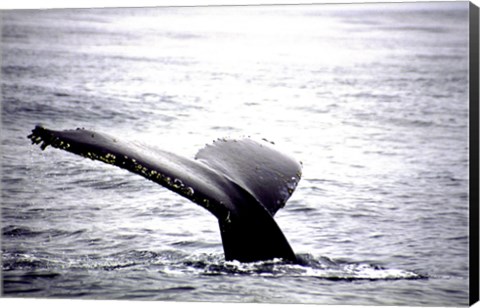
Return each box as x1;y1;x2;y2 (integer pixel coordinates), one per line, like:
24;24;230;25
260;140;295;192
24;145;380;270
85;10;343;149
0;0;475;10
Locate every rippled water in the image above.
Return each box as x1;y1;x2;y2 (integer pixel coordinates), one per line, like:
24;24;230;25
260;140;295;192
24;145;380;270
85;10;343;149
1;2;471;306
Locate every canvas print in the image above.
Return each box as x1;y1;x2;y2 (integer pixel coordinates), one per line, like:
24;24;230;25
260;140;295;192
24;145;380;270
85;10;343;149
1;2;475;306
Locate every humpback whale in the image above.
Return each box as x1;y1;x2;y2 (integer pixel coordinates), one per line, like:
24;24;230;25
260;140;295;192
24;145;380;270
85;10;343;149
27;125;302;263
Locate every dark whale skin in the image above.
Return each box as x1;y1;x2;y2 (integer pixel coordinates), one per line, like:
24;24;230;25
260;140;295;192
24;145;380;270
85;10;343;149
28;125;302;263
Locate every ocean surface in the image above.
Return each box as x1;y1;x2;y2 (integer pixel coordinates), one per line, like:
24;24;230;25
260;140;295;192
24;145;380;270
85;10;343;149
1;2;471;306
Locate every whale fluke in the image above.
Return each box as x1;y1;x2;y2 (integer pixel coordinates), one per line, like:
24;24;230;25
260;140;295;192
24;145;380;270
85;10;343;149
27;125;302;263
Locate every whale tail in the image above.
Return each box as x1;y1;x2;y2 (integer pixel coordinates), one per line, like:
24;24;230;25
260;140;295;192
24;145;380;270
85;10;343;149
28;125;302;263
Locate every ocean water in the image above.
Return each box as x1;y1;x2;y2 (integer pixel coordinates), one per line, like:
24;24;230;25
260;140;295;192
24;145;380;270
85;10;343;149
1;2;471;306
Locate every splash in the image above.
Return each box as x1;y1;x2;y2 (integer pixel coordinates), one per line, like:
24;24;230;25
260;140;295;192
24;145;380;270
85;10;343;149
180;253;425;281
2;250;426;281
